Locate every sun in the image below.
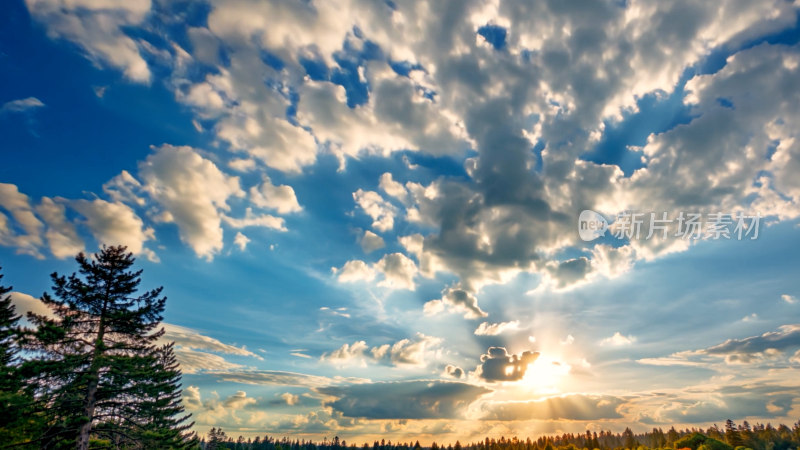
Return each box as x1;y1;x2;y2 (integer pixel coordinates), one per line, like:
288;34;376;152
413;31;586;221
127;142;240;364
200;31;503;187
521;356;571;393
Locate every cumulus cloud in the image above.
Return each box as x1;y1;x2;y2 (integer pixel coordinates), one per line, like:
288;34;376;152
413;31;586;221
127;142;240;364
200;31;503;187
317;381;490;419
0;183;44;257
353;189;396;232
233;232;250;251
424;286;488;319
71;198;155;259
600;332;637;346
138;144;244;259
358;230;385;253
375;252;418;290
782;294;798;304
334;260;375;283
26;0;153;82
322;334;442;368
36;197;83;259
474;320;521;336
476;347;539;382
249;176;302;214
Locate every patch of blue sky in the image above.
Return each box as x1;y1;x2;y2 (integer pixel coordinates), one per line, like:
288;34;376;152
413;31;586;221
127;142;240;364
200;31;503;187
0;3;203;199
477;25;507;51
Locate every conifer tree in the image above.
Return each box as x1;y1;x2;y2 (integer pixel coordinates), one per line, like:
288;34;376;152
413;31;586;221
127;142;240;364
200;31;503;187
21;246;193;449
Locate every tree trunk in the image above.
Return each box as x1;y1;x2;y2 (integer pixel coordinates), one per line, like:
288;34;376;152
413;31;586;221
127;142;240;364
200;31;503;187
77;295;108;450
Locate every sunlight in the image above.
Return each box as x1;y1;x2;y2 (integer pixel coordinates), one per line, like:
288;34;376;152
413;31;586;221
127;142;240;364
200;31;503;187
521;356;571;393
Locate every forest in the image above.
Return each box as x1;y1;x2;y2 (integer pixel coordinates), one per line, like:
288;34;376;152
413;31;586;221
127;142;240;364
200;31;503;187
1;247;799;449
199;420;800;450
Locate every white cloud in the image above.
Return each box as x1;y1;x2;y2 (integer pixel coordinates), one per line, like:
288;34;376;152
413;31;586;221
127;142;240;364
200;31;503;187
375;252;417;290
71;198;155;259
782;294;798;304
474;320;521;336
379;172;409;204
600;332;636;346
25;0;152;83
138;144;243;259
0;183;44;257
233;232;250;251
322;340;369;365
36;197;83;259
162;323;262;359
353;189;396;232
1;97;44;113
334;260;376;283
249;176;302;214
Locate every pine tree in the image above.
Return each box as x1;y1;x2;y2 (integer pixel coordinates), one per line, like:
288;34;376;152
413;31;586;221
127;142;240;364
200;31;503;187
21;246;193;449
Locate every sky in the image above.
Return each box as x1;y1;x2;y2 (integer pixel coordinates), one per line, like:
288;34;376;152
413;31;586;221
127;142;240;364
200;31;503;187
1;0;800;443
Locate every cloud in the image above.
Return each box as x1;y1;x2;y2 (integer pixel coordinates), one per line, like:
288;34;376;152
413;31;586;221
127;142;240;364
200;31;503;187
322;340;369;365
424;287;488;319
482;394;625;421
353;189;396;232
639;324;800;367
172;348;245;374
317;381;490;419
25;0;152;82
379;173;410;204
443;365;464;379
475;347;539;382
782;294;798;304
36;197;84;259
375;252;418;290
703;324;800;363
137;144;244;259
359;230;385;253
600;332;637;346
474;320;521;336
211;370;334;388
0;183;44;257
1;97;44;113
249;176;302;214
71;198;155;259
162;323;261;359
8;291;56;325
233;232;250;251
334;260;376;283
323;334;442;368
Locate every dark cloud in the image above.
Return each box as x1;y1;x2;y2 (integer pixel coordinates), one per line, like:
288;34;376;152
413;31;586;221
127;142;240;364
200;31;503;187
703;324;800;361
483;394;625;421
317;381;491;419
476;347;539;382
443;364;465;379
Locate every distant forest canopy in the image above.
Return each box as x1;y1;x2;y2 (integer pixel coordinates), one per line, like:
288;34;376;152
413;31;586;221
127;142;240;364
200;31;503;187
200;419;800;450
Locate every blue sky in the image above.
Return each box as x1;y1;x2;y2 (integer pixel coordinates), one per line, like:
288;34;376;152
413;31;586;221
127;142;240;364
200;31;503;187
1;0;800;442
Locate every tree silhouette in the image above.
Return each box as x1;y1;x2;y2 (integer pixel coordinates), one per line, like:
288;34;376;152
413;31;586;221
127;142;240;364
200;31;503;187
21;246;193;448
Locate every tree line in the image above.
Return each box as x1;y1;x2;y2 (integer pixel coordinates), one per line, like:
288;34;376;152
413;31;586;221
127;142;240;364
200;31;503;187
197;419;800;450
0;246;196;449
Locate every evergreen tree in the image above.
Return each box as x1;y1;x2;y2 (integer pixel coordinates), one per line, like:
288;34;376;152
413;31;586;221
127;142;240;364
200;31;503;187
20;246;193;449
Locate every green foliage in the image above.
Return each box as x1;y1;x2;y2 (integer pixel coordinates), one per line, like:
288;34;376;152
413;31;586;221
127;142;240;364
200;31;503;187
11;246;194;448
676;432;710;450
698;438;734;450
